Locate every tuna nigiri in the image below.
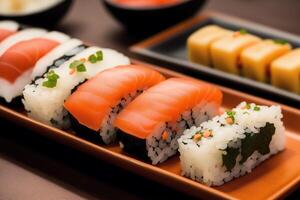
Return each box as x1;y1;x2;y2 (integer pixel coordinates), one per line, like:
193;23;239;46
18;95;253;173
0;31;69;102
115;78;222;164
64;65;166;144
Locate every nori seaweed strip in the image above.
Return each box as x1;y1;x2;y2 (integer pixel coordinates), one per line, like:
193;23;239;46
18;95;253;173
69;114;105;144
32;44;88;83
117;129;150;162
17;25;24;31
0;96;23;108
67;88;145;144
222;123;276;171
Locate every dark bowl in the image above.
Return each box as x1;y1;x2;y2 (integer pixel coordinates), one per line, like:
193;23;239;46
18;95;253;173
102;0;207;34
0;0;73;28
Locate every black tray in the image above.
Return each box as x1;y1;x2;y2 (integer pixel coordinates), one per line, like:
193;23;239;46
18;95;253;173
130;12;300;108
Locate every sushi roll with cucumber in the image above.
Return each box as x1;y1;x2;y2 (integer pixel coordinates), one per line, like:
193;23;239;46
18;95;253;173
0;31;70;102
23;47;130;128
115;78;222;164
178;102;285;186
64;65;166;144
0;20;19;42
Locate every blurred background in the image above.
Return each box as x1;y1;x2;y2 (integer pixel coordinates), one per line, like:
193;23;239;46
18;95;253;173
0;0;299;199
61;0;300;52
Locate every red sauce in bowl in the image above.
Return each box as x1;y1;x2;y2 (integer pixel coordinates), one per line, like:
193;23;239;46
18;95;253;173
112;0;182;8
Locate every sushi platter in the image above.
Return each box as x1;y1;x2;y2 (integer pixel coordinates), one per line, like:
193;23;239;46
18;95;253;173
0;19;299;200
130;12;300;108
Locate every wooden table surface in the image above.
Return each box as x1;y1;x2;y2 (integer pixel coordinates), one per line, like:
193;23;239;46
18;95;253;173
0;0;299;199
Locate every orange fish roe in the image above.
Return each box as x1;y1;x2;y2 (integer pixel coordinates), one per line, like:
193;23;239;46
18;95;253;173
233;31;241;37
69;68;76;75
203;130;212;138
193;133;202;142
226;117;234;125
162;131;169;141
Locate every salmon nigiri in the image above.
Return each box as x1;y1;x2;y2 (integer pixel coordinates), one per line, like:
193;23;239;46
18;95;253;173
115;78;222;164
64;65;165;144
0;31;69;102
0;21;19;42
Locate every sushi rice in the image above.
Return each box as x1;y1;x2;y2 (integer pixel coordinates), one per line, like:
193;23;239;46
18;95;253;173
116;78;223;165
23;47;130;128
0;21;287;187
31;38;83;79
0;31;70;102
178;102;285;186
146;102;219;165
0;20;19;31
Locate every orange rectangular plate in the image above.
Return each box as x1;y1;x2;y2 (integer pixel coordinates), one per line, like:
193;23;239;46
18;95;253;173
0;61;299;199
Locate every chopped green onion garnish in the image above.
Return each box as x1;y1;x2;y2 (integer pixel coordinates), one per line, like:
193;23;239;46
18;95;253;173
77;64;86;72
70;60;86;72
273;39;288;45
246;103;251;109
226;111;236;124
88;50;103;63
226;111;236;116
96;51;103;60
254;106;260;111
70;60;84;69
239;29;248;35
88;54;97;63
42;70;59;88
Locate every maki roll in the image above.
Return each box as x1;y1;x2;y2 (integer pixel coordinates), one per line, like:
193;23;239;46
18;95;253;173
178;102;285;186
0;20;19;42
64;65;166;144
23;47;130;128
115;78;222;164
0;31;69;102
241;40;291;82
